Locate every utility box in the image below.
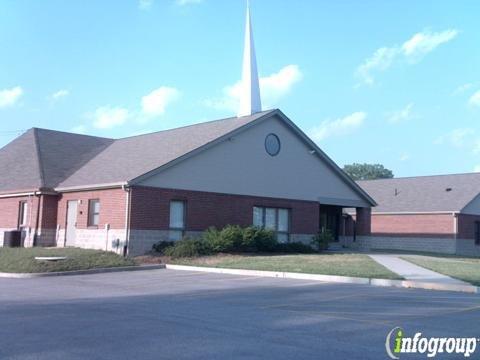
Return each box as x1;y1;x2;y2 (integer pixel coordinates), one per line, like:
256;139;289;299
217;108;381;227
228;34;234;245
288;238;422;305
3;230;22;247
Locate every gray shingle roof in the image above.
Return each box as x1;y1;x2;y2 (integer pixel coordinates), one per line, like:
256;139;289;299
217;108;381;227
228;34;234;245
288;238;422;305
0;108;375;207
0;128;43;192
56;110;273;188
0;110;273;193
357;173;480;213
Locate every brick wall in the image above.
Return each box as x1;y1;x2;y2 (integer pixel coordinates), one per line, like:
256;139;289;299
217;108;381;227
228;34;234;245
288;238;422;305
0;195;40;246
457;214;480;240
0;195;39;229
356;207;371;236
130;186;319;234
39;195;58;231
57;188;126;230
370;213;455;238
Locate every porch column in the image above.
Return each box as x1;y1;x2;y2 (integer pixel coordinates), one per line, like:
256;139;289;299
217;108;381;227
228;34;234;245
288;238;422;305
355;207;371;236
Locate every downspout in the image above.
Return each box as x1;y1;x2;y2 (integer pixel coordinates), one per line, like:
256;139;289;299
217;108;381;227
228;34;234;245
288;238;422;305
33;192;41;247
122;184;132;257
453;212;458;255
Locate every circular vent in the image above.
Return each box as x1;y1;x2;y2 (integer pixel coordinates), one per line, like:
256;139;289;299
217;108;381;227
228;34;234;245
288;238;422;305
265;133;281;156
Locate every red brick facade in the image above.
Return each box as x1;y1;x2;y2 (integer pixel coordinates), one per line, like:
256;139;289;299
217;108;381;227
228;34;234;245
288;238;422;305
39;195;58;231
0;195;40;229
130;186;320;234
370;213;455;238
57;188;127;230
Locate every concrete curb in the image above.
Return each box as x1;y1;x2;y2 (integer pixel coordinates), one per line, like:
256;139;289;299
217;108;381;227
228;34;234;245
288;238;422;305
165;264;479;294
0;264;166;278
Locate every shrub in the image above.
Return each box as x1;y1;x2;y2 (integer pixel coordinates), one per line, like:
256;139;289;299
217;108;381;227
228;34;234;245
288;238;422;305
311;229;333;252
163;238;212;258
203;225;243;252
275;242;314;254
152;241;175;254
250;227;277;252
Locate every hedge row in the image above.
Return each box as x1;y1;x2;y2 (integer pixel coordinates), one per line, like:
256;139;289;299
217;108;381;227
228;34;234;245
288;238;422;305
152;225;331;258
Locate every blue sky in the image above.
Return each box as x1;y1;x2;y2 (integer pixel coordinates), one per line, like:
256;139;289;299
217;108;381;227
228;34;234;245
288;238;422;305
0;0;479;177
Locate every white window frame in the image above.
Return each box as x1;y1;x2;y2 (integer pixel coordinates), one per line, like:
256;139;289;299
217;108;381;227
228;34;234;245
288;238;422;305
18;201;28;228
87;199;100;227
252;206;290;242
169;200;186;241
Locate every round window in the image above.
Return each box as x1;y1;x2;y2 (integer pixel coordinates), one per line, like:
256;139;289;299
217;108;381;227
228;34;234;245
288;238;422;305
265;133;281;156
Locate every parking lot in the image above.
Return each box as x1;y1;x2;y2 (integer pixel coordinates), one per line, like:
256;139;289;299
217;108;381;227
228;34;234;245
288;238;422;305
0;269;479;359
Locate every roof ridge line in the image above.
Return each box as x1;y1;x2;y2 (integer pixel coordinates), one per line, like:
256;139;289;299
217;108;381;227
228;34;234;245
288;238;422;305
32;128;46;188
32;127;114;140
358;172;480;182
117;109;277;141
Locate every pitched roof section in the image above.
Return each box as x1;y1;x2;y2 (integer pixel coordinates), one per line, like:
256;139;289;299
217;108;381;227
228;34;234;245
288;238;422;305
0;129;43;192
56;110;274;188
358;173;480;213
0;109;375;208
0;129;113;193
35;129;113;189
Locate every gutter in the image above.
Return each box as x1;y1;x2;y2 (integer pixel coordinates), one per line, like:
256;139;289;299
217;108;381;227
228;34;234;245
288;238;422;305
0;190;56;199
55;182;127;193
353;211;461;216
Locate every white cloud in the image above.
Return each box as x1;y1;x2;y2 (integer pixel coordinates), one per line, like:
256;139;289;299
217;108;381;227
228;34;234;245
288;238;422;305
93;106;129;129
386;103;414;123
402;29;458;62
399;153;410;161
0;86;23;108
356;29;458;85
141;86;180;117
474;165;480;173
356;47;399;86
51;89;69;101
205;64;302;111
468;90;480;107
139;0;153;10
309;112;366;142
175;0;203;5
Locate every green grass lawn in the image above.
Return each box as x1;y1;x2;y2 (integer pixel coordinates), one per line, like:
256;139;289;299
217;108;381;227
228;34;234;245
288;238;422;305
0;247;135;273
172;253;403;280
401;255;480;286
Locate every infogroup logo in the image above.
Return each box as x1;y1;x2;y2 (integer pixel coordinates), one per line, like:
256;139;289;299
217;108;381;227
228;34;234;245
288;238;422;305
385;327;479;359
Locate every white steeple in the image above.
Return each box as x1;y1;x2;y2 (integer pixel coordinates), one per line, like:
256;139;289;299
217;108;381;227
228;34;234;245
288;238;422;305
237;0;262;117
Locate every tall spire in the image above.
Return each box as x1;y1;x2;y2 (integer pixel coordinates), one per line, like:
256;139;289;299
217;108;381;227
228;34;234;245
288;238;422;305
237;0;262;117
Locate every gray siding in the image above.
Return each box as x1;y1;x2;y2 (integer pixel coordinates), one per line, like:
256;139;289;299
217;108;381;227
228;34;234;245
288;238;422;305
139;115;370;207
461;193;480;215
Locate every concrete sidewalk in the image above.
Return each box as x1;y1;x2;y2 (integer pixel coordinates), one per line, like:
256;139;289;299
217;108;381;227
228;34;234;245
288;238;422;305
369;254;468;285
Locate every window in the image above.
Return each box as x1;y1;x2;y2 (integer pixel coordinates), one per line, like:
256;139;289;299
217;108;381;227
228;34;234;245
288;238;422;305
88;199;100;227
18;201;28;228
169;201;186;241
475;221;480;246
252;206;290;242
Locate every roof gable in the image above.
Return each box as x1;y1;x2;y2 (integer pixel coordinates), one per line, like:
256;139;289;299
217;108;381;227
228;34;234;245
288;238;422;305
56;110;274;188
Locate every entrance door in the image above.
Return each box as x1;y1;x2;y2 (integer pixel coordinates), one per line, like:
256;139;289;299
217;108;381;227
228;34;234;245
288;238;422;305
65;200;78;247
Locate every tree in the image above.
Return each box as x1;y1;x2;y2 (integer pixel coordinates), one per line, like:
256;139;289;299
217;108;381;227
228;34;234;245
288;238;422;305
342;163;394;181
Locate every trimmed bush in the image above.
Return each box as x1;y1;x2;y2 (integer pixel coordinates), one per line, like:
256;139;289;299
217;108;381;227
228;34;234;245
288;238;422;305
152;241;175;254
163;238;212;259
311;229;333;252
203;226;243;252
250;228;277;252
275;242;315;254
